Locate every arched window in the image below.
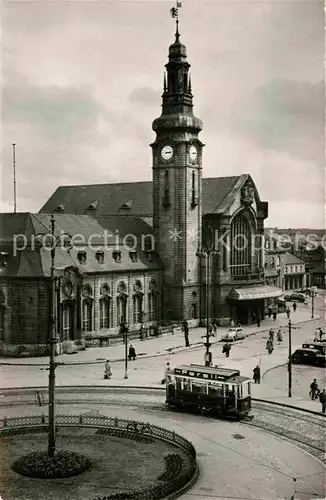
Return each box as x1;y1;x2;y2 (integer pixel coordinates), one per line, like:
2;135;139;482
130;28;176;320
133;294;143;324
148;280;158;322
62;302;74;340
117;295;127;326
99;297;110;329
230;212;254;277
0;306;5;341
82;299;93;332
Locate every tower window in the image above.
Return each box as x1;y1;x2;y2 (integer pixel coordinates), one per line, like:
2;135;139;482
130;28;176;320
191;171;198;207
162;170;170;207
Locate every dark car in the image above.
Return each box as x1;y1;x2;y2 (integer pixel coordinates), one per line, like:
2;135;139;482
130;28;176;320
291;348;319;366
284;293;305;303
302;342;326;355
291;348;326;366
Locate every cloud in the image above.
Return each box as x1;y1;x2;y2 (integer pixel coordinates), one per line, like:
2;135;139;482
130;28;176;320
234;79;324;165
129;87;158;106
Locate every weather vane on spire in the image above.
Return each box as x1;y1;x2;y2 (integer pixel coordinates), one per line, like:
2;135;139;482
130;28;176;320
170;1;182;39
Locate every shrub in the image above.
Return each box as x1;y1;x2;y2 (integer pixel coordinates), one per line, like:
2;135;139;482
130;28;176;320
12;449;91;479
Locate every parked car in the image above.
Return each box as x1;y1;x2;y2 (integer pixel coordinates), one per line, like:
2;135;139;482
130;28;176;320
221;328;245;342
284;292;306;303
291;348;326;367
302;342;326;355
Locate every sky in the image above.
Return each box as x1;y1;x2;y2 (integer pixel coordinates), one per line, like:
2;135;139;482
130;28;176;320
1;0;325;228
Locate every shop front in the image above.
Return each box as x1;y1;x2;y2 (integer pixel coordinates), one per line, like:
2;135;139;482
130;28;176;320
228;286;283;325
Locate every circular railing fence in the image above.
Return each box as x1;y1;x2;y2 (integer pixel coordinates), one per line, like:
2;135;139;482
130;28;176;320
0;414;198;500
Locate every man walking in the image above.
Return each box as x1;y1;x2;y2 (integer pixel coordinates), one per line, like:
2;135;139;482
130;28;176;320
319;389;326;414
182;320;190;347
253;365;261;383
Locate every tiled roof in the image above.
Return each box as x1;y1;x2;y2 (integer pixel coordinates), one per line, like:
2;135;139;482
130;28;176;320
39;176;242;216
0;213;163;277
283;252;305;265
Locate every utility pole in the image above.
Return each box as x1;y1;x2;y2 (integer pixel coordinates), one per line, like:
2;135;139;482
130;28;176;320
282;319;299;398
36;215;72;457
124;327;128;379
197;239;219;367
311;287;316;319
288;319;292;398
12;143;17;213
48;214;57;457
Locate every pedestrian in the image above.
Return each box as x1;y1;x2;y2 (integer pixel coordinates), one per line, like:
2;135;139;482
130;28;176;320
256;316;261;327
209;324;213;336
286;307;290;319
269;329;274;342
104;360;112;380
304;296;308;305
183;320;190;347
128;345;136;361
161;361;171;384
253;365;261;383
266;338;273;354
222;342;231;357
268;306;272;318
292;302;297;312
230;319;235;327
319;389;326;414
272;311;277;321
212;321;218;336
277;329;283;344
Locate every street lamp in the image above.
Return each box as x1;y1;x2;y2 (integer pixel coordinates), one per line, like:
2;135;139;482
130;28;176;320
197;244;219;366
311;286;317;319
35;214;72;457
281;319;299;398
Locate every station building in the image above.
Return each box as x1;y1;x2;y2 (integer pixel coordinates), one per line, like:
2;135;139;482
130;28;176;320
0;25;283;356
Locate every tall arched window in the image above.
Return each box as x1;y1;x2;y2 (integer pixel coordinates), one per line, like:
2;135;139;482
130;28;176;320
99;297;110;329
117;295;127;325
82;299;93;332
61;302;74;340
148;280;158;322
230;212;254;278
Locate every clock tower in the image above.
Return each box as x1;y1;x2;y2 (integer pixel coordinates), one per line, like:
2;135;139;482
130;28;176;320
151;22;204;321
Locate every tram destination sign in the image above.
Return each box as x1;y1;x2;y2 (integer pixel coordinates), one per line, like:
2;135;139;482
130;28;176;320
174;367;240;381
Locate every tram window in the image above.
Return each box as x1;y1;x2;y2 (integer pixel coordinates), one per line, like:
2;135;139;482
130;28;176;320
209;384;223;396
176;378;182;390
184;380;191;391
243;382;250;397
237;386;243;399
192;383;206;394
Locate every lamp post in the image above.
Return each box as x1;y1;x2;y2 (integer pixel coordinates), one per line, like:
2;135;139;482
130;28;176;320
282;319;299;398
36;214;72;457
197;244;219;366
311;287;316;319
124;328;128;379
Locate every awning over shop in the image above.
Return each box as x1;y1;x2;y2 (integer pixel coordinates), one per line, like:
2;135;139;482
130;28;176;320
228;286;283;301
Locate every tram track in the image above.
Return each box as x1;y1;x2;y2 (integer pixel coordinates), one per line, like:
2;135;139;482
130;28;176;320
0;385;324;464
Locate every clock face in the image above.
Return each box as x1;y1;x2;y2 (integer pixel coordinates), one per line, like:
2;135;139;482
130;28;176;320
161;145;173;160
189;145;197;161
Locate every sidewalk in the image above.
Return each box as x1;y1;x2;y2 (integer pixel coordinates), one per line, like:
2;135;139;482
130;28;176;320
1;305;321;366
1;304;324;414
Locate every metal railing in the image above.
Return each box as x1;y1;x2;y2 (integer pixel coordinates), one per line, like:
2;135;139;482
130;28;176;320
0;413;196;459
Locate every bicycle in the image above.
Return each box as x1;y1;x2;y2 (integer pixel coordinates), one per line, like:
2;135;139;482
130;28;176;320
309;389;320;400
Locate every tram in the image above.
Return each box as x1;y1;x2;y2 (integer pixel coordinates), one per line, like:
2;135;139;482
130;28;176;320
165;364;251;419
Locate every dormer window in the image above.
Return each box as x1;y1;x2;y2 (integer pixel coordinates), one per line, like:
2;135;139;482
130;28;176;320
146;251;153;261
95;251;104;264
77;251;87;265
113;250;121;263
129;251;138;263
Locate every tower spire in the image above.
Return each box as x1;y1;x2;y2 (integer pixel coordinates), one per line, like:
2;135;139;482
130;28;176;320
170;2;182;42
